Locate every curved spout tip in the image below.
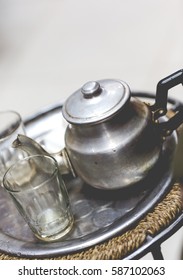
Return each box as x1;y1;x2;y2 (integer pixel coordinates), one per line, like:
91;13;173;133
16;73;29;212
12;134;23;148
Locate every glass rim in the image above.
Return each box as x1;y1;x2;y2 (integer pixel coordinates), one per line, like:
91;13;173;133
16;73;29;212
3;154;59;193
0;110;23;141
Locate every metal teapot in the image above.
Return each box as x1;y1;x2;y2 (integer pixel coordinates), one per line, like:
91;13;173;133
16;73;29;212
14;70;183;189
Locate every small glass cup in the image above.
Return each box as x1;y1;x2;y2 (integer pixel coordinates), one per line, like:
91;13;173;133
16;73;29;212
3;155;74;242
0;110;26;184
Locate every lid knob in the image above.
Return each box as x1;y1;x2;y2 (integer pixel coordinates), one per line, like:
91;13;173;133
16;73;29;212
81;81;101;98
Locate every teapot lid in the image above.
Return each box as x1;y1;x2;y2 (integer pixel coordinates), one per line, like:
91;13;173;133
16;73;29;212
62;79;130;125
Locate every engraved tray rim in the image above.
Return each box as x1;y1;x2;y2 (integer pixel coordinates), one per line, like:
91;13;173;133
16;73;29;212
0;93;178;258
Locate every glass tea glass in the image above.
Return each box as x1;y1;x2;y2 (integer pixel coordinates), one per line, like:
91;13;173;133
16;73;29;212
3;155;74;242
0;111;26;184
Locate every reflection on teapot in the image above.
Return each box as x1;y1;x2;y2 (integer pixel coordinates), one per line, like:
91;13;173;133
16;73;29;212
13;70;183;190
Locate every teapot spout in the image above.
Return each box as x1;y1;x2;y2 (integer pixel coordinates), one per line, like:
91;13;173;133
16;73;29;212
12;134;76;177
13;134;49;156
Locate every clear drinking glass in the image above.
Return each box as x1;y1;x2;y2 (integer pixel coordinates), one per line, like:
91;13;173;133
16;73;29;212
3;155;74;242
0;111;26;184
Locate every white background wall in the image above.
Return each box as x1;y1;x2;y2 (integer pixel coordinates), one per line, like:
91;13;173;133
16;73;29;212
0;0;183;259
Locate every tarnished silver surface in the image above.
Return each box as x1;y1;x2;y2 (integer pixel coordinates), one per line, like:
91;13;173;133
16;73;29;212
64;97;160;189
63;78;159;190
62;75;183;190
0;100;178;258
62;79;130;125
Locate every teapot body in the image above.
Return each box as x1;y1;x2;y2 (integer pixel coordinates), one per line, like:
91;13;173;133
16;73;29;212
65;97;161;189
63;70;183;189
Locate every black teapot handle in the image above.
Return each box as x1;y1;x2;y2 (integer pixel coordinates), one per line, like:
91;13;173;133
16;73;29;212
151;69;183;137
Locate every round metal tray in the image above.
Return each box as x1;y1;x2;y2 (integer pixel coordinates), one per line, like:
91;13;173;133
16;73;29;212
0;94;178;258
